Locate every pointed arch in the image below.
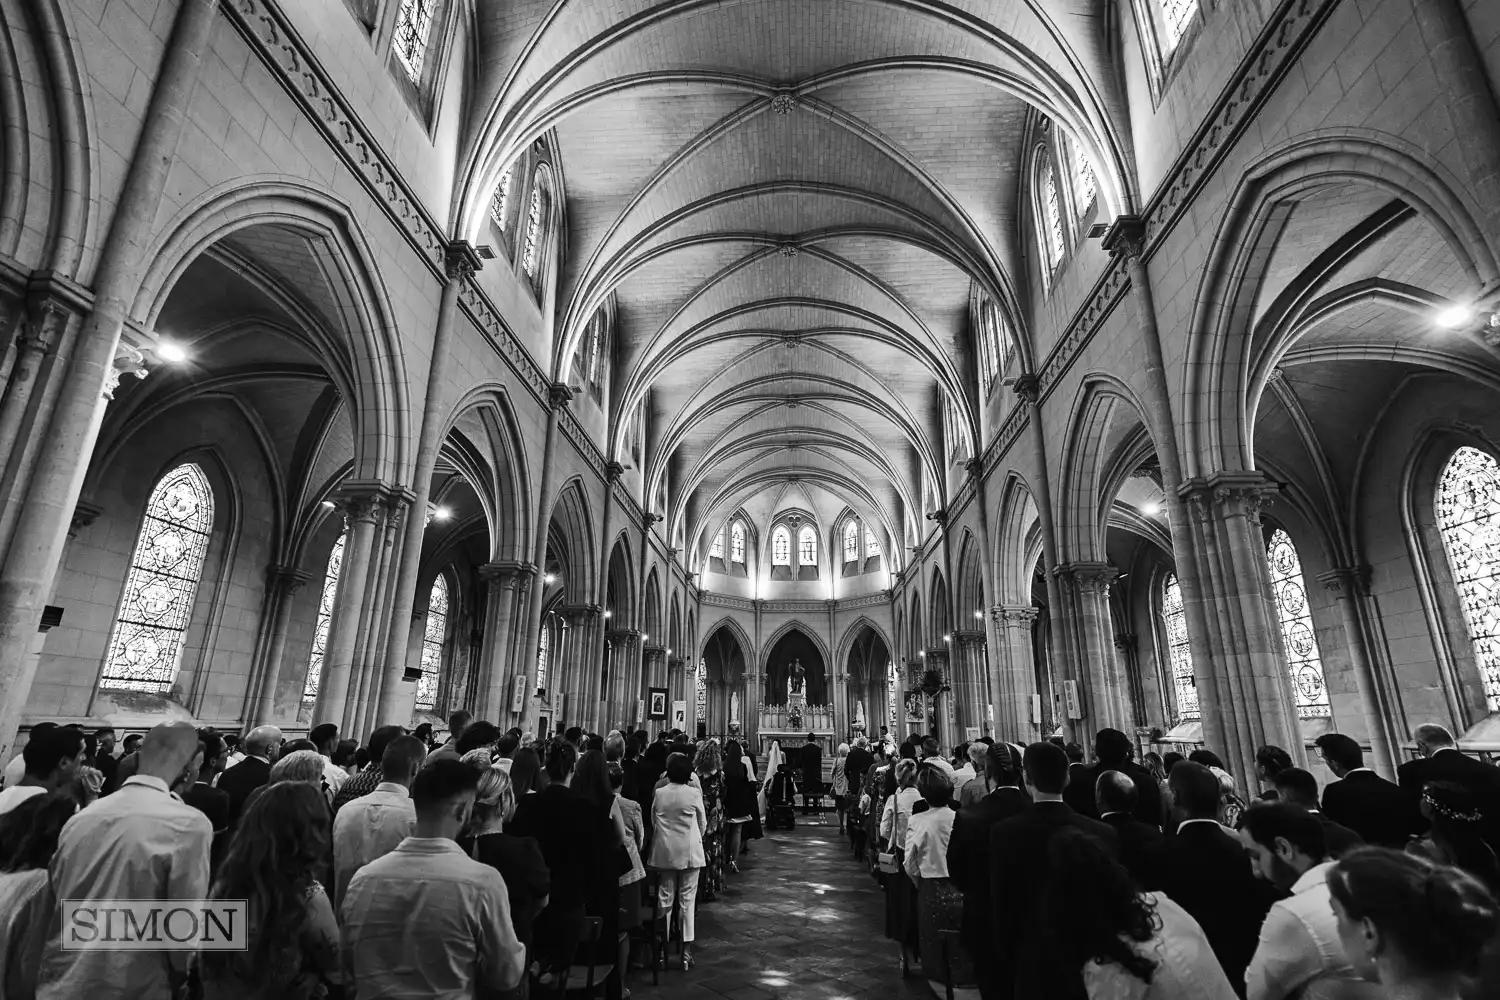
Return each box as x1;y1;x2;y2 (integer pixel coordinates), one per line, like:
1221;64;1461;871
700;616;754;674
546;476;596;605
604;532;637;627
443;384;536;563
955;530;985;622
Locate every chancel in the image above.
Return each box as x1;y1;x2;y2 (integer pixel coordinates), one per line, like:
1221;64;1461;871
2;1;1500;998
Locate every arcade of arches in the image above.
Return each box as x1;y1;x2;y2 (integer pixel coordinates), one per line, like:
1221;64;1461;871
0;0;1499;794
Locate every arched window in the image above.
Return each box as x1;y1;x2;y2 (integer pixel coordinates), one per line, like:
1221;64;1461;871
584;309;607;390
417;575;449;711
731;521;746;563
798;526;817;566
772;526;791;566
977;300;1000;395
1070;136;1096;217
710;530;724;560
1436;446;1500;711
302;533;345;708
696;658;707;724
490;164;513;230
1161;0;1200;50
523;178;549;279
101;463;215;693
1035;147;1066;274
865;525;880;559
843;521;860;563
391;0;437;82
536;619;551;694
1161;573;1198;720
1267;529;1330;718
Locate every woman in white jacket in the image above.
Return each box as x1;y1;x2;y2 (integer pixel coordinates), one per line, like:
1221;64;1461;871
648;752;707;969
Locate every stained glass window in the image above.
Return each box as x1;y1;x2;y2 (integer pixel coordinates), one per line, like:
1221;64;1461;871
1162;573;1199;720
490;164;512;230
888;658;898;731
977;302;999;394
536;619;550;694
1072;138;1097;215
844;521;859;563
798;526;817;566
696;658;706;725
416;575;449;711
731;522;746;563
523;182;546;278
1267;529;1331;718
1161;0;1199;49
1436;447;1500;711
101;464;214;693
585;310;605;387
773;526;791;565
392;0;436;83
866;525;880;558
710;530;724;560
1040;154;1067;268
302;533;345;708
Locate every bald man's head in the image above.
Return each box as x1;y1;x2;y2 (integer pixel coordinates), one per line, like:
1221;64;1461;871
137;723;202;785
244;725;283;760
1095;769;1138;817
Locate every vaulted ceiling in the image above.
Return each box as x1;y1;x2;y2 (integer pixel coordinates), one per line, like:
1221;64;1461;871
461;0;1134;565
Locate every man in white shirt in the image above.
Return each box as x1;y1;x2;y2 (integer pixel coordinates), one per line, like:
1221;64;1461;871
949;741;981;798
919;736;954;775
309;722;349;802
332;735;425;909
0;727;85;815
37;722;212;1000
342;758;526;998
1240;802;1365;1000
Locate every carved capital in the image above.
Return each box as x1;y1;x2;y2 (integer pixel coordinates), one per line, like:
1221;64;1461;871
964;457;984;479
266;564;313;594
1100;215;1148;263
20;296;70;355
548;381;575;410
605;461;625;483
953;629;986;649
480;560;534;587
1012;373;1041;405
1055;561;1118;596
443;241;483;281
1317;565;1372;598
1132;458;1164;490
104;342;148;400
992;604;1040;630
1178;471;1279;525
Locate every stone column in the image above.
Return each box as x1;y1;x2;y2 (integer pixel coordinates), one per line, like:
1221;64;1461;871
250;565;311;726
475;562;526;720
0;0;222;758
376;243;483;724
563;604;601;727
952;630;987;737
1318;566;1401;777
1179;472;1303;781
992;605;1041;743
1416;0;1500;235
606;629;641;729
346;496;408;736
1054;562;1130;739
518;384;576;735
589;463;624;717
0;297;70;482
1114;632;1146;726
314;490;383;727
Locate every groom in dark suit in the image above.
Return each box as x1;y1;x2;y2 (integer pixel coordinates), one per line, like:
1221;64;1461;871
1314;732;1417;848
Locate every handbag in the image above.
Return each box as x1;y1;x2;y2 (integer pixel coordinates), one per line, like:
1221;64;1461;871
877;851;899;874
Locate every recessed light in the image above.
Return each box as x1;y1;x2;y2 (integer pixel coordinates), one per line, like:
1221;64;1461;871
1436;303;1475;328
432;506;452;521
1142;500;1162;515
157;341;188;363
544;573;556;584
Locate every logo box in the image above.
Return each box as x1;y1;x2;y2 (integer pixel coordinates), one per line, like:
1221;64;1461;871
61;900;249;951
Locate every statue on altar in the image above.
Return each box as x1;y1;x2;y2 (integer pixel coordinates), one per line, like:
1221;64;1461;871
854;699;866;732
788;659;806;697
730;691;740;724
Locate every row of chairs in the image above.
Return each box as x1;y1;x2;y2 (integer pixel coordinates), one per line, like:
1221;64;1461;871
535;866;691;998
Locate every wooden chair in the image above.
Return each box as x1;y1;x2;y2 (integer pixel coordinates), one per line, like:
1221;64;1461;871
536;916;612;998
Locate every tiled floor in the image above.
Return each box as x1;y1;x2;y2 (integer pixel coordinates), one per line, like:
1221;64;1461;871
626;820;937;1000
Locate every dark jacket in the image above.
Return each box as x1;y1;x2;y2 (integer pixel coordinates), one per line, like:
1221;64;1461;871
1100;811;1168;890
989;801;1119;1000
1399;749;1500;848
509;783;614;913
216;756;271;828
183;781;231;833
1161;820;1283;995
1320;769;1419;849
1062;759;1163;829
1314;811;1365;859
845;746;874;789
946;787;1029;958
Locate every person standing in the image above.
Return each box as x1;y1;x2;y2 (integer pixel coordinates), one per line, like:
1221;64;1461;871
332;735;425;909
0;727;85;816
1096;770;1167;891
1270;768;1364;859
1398;724;1500;851
1313;732;1416;849
1404;780;1500;892
904;765;965;985
649;753;707;970
218;725;282;828
425;711;472;763
307;723;348;803
341;759;525;998
331;725;406;813
36;723;211;1000
695;741;726;901
0;793;77;1000
93;728;119;795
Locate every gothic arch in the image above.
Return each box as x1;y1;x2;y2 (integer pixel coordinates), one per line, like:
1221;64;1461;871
604;532;636;627
545;476;596;605
994;472;1043;605
642;568;663;642
700;616;754;677
955;530;985;622
836;615;895;671
1058;374;1157;563
762;621;832;706
928;567;949;645
444;385;536;564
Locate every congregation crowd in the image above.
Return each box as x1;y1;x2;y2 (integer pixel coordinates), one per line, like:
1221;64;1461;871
828;722;1500;1000
0;713;769;999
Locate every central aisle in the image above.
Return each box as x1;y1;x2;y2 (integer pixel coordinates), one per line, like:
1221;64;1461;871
632;822;927;1000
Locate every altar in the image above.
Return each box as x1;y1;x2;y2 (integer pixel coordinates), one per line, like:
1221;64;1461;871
757;656;837;765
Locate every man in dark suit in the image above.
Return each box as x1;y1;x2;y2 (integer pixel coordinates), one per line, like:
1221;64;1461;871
947;744;1029;1000
217;724;281;828
1271;766;1364;858
1161;761;1282;996
845;738;874;790
1398;723;1500;850
1096;769;1167;889
1063;727;1163;828
990;742;1118;1000
1314;733;1417;849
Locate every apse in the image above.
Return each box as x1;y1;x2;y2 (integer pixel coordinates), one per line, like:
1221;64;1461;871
765;628;828;707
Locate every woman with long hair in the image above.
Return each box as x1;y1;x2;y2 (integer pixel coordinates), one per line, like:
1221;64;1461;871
463;766;549;999
199;782;340;1000
694;740;726;901
1329;846;1500;999
1407;781;1500;892
509;746;545;794
0;792;77;999
1040;828;1236;1000
722;739;756;873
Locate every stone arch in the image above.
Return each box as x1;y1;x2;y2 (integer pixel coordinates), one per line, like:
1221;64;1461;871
443;385;535;564
994;473;1042;605
642;568;662;642
928;566;949;645
836;615;896;674
604;532;636;627
762;621;832;707
700;616;754;674
545;476;595;606
133;178;413;484
1058;374;1157;563
955;530;985;622
1183;131;1499;478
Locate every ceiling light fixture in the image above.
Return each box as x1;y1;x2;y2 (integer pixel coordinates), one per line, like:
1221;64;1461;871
942;633;951;642
321;500;336;509
1141;500;1162;515
974;610;984;620
432;506;452;521
603;609;613;619
156;340;188;363
1436;303;1475;329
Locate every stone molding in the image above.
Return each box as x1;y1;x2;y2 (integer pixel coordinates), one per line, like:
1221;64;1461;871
1317;565;1372;597
1054;561;1118;596
1179;471;1280;524
479;559;536;585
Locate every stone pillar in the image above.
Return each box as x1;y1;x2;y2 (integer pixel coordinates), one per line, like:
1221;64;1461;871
475;562;526;720
642;644;667;707
376;243;483;725
1318;566;1401;777
345;496;408;737
991;605;1041;743
0;297;70;484
0;0;222;758
1416;0;1500;235
1114;632;1146;726
314;490;383;727
519;384;576;735
1179;472;1304;782
589;463;624;719
1054;562;1130;740
606;629;641;730
563;604;601;727
250;565;311;726
952;630;987;738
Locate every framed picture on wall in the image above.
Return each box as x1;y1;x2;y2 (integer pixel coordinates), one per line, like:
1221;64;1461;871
648;687;669;720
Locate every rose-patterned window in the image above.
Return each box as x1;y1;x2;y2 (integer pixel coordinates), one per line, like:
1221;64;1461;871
302;533;345;709
1267;529;1330;718
1161;573;1198;720
101;464;214;693
416;575;449;711
1437;447;1500;711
